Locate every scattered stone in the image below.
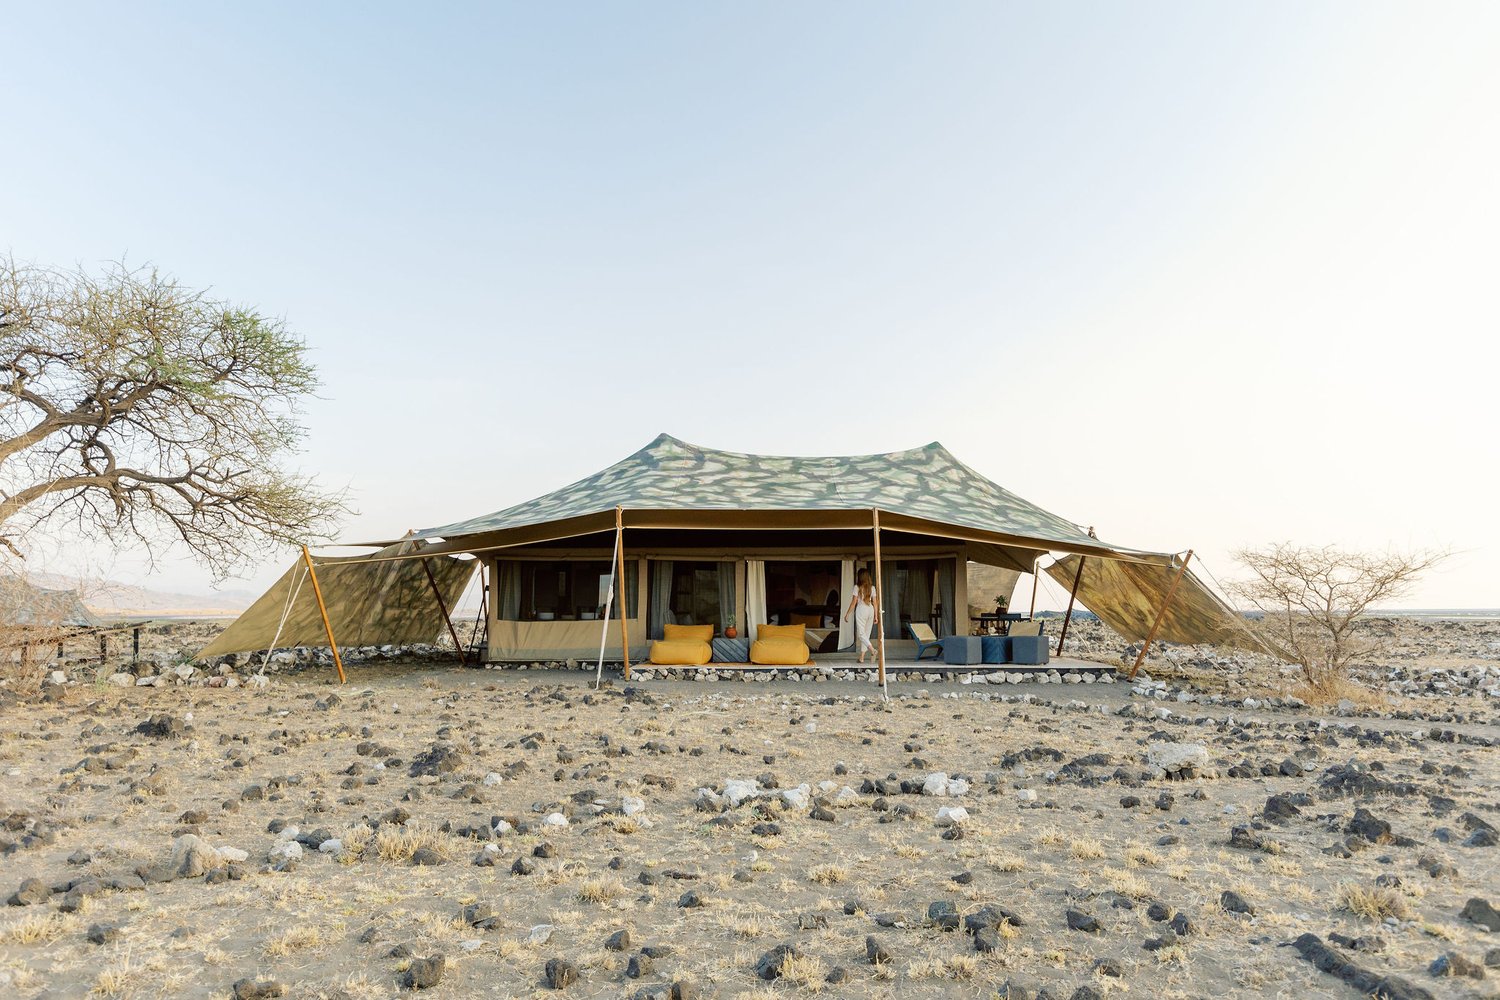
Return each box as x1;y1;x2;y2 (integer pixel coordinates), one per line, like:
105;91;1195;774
231;979;287;1000
866;935;891;964
1460;898;1500;932
1285;934;1434;1000
87;922;121;945
1220;891;1255;916
606;929;632;951
1066;909;1101;933
1429;952;1485;980
754;943;800;980
544;957;579;989
402;954;446;990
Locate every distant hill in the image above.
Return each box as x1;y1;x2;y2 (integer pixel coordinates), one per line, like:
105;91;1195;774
24;571;253;619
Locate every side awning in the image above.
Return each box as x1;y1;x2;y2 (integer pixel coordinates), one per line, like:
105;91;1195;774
197;541;476;659
1045;554;1262;651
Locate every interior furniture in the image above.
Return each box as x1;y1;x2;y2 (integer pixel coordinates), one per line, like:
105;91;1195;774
648;623;713;666
750;623;811;665
938;635;983;665
710;636;749;662
907;623;945;661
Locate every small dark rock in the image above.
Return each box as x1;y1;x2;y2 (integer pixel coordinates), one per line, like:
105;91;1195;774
1220;890;1254;915
866;935;891;964
402;954;446;990
605;930;631;951
545;957;579;989
1066;909;1101;933
754;943;800;980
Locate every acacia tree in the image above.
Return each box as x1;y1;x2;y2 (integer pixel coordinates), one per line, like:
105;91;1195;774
1226;543;1445;690
0;255;346;579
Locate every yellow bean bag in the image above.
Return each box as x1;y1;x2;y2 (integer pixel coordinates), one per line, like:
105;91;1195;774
750;623;811;666
649;623;713;666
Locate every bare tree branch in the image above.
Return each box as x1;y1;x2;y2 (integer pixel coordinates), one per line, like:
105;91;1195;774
0;254;349;580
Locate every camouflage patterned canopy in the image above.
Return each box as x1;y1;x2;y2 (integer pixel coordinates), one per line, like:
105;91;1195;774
414;434;1158;563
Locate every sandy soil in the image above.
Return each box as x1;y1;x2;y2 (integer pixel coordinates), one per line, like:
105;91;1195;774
1;661;1496;1000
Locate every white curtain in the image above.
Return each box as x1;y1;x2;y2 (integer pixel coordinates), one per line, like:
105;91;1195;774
838;560;854;651
746;560;767;641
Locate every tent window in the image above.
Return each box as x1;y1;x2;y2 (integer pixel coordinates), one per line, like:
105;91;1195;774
765;560;841;627
876;559;954;639
646;560;733;638
501;560;638;622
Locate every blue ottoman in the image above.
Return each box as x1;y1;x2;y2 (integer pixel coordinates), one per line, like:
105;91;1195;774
939;636;982;665
1008;635;1050;665
980;636;1011;664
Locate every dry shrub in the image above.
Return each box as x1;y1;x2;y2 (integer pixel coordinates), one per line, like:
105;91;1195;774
1337;883;1409;921
1069;838;1106;861
375;822;453;863
577;877;625;903
2;911;75;944
807;864;847;885
779;953;827;992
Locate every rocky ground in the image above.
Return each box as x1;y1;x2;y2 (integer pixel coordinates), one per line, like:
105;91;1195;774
0;619;1496;999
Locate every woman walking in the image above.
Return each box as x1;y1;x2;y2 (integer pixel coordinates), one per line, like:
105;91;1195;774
843;567;880;664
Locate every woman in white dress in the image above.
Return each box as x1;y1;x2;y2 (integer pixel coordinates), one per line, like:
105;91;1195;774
843;568;880;664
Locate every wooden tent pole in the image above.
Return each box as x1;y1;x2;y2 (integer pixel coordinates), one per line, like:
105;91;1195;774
871;509;887;696
302;545;346;685
1057;557;1086;655
422;558;466;666
1028;557;1039;618
616;507;631;681
1129;550;1193;679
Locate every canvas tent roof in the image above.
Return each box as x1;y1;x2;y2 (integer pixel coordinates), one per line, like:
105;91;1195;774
0;577;103;629
197;540;475;659
403;434;1168;572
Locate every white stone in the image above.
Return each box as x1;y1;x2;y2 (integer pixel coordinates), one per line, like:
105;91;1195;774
108;672;134;687
948;778;971;797
542;812;569;828
1016;789;1037;802
247;673;268;689
816;780;839;794
935;805;969;826
527;924;554;945
482;772;504;787
171;834;221;877
723;778;760;807
834;786;861;806
318;838;343;854
804;721;817;733
1146;742;1210;773
48;670;67;685
621;796;646;816
459;939;483;952
779;784;812;810
921;772;950;796
268;840;302;864
174;665;196;680
276;825;300;841
216;846;249;863
135;675;158;686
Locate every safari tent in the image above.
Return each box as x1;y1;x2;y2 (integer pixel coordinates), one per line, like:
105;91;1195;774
202;435;1248;680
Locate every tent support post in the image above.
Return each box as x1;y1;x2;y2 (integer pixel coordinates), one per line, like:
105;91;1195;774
1057;557;1086;655
616;507;632;682
872;509;888;698
302;545;346;685
1028;557;1039;618
1129;550;1193;679
422;558;466;666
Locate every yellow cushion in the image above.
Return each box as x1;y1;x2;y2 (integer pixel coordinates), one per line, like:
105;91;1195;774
750;638;810;666
790;612;823;628
757;623;806;642
663;623;713;642
1009;621;1042;636
649;639;712;665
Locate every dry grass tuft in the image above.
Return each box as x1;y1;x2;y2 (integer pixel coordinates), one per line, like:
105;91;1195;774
1337;883;1410;921
264;923;330;956
1069;838;1106;861
807;864;847;885
779;953;827;992
2;911;75;944
375;822;453;863
577;876;626;903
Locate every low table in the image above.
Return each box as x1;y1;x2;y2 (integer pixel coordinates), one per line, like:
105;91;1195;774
711;637;750;663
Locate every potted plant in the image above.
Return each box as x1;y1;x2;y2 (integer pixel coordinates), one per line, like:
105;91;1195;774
995;594;1009;614
724;615;737;639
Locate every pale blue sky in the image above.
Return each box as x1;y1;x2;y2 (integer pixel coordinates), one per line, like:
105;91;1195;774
3;2;1496;608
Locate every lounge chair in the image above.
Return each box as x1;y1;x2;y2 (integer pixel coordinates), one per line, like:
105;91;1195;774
649;623;713;666
750;623;811;666
908;623;944;661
